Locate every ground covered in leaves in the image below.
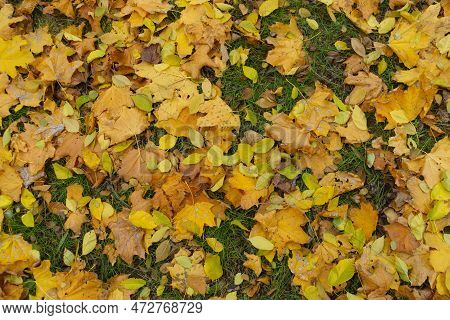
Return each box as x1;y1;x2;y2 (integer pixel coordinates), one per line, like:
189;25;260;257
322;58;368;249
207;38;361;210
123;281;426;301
0;0;449;300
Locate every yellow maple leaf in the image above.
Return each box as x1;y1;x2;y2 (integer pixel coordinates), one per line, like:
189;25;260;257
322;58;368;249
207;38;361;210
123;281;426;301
0;233;39;274
0;164;23;201
196;97;240;128
25;27;53;54
92;86;149;145
349;201;378;240
388;21;430;69
266;18;308;75
31;260;58;299
36;46;82;84
0;35;34;78
373;84;435;129
251;207;310;255
173;202;216;240
54;260;102;299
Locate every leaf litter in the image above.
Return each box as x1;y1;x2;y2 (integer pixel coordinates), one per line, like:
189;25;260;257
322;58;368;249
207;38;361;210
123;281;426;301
0;0;449;300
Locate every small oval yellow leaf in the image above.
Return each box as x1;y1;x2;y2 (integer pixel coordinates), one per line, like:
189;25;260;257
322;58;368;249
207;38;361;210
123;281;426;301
248;236;274;251
206;237;224;253
204;254;223;281
120;278;146;290
21;211;34;227
159;134;177;150
82;230;97;256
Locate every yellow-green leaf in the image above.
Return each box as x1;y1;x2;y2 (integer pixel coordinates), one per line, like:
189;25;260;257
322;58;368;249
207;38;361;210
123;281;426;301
395;256;410;283
21;189;36;209
129;210;157;230
86;49;106;63
175;256;192;269
89;198;104;220
210;176;225;192
63;248;75;266
428;201;449;220
188;129;204;148
120;278;146;290
206;238;224;253
302;172;320;190
207;145;223;166
82;230;97;256
21;211;34;227
352;106;367;130
132;94;152;112
157;159;172;173
306;18;319;30
327;258;355;286
253;138;275;154
53;163;73;179
159;134;177;150
82;148;100;169
258;0;279;17
431;182;450;201
0;195;13;209
335;41;349;51
248;236;274;251
204;254;223;281
279;165;300;180
182;153;205;165
243;66;258;83
378;17;396;34
101;152;113;174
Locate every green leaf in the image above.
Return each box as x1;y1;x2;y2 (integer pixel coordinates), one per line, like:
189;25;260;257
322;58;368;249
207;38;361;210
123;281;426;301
120;278;147;290
395;256;410;283
279;165;301;180
132;94;152;112
327;258;355;286
207;145;223;166
253;138;275;154
243;66;258;83
256;173;274;190
2;128;11;147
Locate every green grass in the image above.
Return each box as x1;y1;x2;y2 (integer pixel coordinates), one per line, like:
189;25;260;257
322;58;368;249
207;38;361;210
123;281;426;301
32;5;85;35
337;144;394;210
